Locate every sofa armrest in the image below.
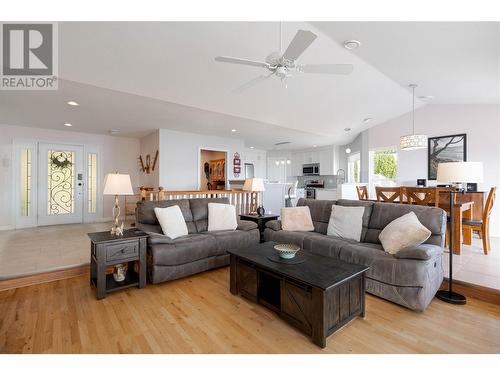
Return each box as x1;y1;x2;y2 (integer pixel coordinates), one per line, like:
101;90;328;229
147;232;174;244
237;220;258;231
394;244;443;261
265;220;282;231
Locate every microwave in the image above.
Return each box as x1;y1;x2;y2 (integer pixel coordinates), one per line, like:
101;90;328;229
302;163;320;176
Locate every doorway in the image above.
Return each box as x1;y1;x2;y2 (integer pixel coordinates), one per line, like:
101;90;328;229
37;143;84;226
14;141;100;228
199;149;227;190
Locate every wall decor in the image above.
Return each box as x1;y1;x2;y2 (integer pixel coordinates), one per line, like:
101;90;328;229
139;150;159;174
428;134;467;180
233;152;241;177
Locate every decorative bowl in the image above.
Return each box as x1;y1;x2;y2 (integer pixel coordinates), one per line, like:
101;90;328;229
274;244;301;259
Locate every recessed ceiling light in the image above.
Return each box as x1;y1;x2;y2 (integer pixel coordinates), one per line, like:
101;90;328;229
344;127;351;132
249;146;254;149
63;123;72;127
66;101;79;106
343;40;361;50
109;129;120;135
362;118;373;123
313;145;317;148
418;95;434;102
231;129;237;132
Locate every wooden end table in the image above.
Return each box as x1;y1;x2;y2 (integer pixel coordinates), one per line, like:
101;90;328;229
239;213;279;242
88;228;148;300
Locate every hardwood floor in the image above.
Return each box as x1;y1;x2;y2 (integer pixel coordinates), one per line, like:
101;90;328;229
1;267;499;354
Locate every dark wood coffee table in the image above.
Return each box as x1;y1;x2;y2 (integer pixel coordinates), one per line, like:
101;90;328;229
228;241;369;348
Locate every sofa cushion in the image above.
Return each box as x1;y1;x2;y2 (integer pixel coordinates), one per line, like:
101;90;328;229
327;205;365;241
281;206;314;232
336;199;374;241
267;230;324;249
189;198;229;232
297;198;335;234
393;244;443;261
366;202;445;246
208;203;238;231
379;212;431;254
154;205;189;239
206;229;259;253
237;220;258;231
136;199;196;233
150;234;218;266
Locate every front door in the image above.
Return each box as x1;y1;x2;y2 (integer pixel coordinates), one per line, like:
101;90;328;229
37;143;84;226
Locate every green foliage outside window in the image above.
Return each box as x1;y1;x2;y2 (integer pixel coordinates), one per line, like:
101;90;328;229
353;160;359;183
373;151;397;179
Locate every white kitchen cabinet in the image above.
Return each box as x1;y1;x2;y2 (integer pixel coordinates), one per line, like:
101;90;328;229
291;152;303;176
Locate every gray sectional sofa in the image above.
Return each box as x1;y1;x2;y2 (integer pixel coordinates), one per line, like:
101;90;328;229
136;198;260;284
264;198;446;311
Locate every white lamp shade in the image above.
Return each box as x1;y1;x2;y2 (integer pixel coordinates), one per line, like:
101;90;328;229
400;134;428;151
103;173;134;195
437;162;484;183
243;178;265;192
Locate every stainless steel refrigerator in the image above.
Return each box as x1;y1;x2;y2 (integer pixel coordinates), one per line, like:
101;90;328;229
244;163;254;179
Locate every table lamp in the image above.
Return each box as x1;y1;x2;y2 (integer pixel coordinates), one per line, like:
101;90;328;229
103;172;134;235
243;178;266;216
435;161;483;304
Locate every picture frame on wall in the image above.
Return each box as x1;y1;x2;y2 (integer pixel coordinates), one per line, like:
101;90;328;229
427;133;467;180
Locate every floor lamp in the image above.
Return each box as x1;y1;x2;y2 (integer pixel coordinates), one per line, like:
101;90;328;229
435;161;483;304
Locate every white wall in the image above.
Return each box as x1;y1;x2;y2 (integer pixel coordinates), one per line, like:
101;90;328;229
139;130;160;188
367;104;500;236
0;124;141;229
158;129;266;190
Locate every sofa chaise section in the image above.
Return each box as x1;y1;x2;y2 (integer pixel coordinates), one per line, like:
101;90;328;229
264;198;446;311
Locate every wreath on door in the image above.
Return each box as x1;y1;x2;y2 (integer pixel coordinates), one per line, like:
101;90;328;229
50;153;73;169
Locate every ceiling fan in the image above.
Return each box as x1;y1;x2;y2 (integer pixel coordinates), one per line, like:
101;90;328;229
214;24;354;93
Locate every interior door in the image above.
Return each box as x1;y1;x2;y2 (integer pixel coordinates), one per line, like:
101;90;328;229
37;143;84;226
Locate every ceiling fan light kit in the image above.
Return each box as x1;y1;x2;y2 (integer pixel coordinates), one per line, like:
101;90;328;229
215;25;354;93
400;84;428;151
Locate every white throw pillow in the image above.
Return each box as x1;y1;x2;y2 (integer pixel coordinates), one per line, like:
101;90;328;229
207;203;238;231
154;205;189;240
379;212;432;254
281;206;315;232
327;205;365;241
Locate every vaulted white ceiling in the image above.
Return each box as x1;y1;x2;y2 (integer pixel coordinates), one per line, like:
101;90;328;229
0;22;498;150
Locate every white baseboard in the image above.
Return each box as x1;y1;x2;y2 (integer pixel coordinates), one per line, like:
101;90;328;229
0;225;14;231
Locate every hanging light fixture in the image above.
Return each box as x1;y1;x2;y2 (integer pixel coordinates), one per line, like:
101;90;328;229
345;145;352;154
400;84;427;151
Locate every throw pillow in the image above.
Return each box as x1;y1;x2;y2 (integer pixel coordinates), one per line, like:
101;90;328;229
327;205;365;241
154;205;189;239
207;203;238;231
379;211;432;254
281;206;314;232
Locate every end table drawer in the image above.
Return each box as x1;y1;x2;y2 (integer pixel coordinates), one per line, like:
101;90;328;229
106;240;139;262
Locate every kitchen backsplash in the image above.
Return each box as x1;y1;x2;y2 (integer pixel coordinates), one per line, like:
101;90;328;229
295;175;338;189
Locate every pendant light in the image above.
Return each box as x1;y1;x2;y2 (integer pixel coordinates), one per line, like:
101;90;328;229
400;84;427;151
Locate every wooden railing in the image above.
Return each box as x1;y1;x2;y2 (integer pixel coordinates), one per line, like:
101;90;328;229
125;188;261;222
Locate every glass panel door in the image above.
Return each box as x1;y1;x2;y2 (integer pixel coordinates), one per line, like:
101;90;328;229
37;143;84;226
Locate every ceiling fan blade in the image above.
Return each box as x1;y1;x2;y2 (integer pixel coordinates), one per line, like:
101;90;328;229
232;72;275;94
299;64;354;75
282;30;317;61
215;56;270;69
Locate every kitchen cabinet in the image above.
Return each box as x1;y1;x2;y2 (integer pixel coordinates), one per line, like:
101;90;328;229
290;145;337;176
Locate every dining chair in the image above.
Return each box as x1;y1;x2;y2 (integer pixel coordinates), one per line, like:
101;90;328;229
356;185;369;200
375;186;404;203
404;187;439;206
462;187;496;254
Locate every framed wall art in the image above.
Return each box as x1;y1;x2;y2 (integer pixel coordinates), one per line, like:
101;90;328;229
427;133;467;180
